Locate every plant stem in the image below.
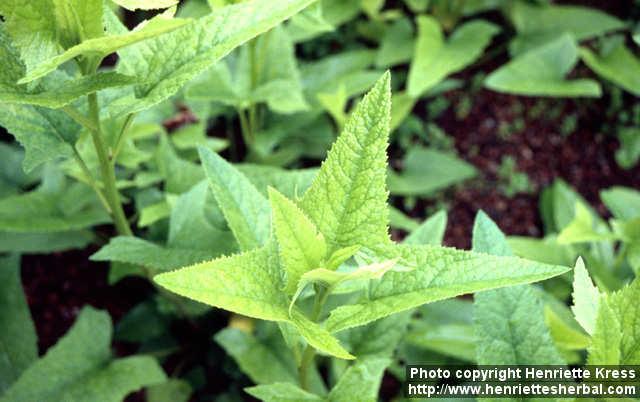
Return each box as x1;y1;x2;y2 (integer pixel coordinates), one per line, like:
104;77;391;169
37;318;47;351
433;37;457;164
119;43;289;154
71;147;111;213
237;108;254;147
87;93;133;236
298;286;329;391
111;113;135;162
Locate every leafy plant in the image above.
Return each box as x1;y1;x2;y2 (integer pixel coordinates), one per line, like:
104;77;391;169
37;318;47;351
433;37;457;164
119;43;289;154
155;73;570;398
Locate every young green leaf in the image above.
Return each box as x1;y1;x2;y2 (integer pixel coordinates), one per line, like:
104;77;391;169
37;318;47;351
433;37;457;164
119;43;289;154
326;358;389;402
269;187;326;295
52;0;104;49
301;72;391;254
155;245;289;322
601;186;640;220
325;242;571;332
147;380;192;402
0;255;37;393
485;35;601;97
471;211;564;366
375;17;414;69
571;257;599;335
557;202;614;244
108;0;319;116
112;0;179;10
199;147;271;251
407;16;499;97
245;382;323;402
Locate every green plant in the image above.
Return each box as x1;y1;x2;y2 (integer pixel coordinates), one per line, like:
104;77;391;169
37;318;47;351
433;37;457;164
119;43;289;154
154;73;570;398
497;155;533;197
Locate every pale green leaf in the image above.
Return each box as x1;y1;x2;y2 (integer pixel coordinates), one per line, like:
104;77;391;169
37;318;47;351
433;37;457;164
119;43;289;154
155;245;289;321
485;35;601;97
587;298;621;365
601;186;640;220
387;147;476;196
112;0;179;10
20;13;190;84
238;164;317;199
269;188;326;295
289;312;354;359
199;147;270;251
472;211;564;366
245;383;323;402
108;0;318;116
327;358;389;402
615;126;640;170
325;245;360;270
544;307;590;351
0;255;37;393
571;257;599;335
607;280;640;364
557;202;614;244
404;210;447;245
301;72;391;253
408;17;499;97
155;136;204;194
580;42;640;97
90;236;215;274
325;242;571;332
339;312;411;359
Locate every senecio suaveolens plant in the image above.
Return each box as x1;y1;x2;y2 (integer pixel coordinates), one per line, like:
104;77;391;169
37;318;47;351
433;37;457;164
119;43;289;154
154;72;573;399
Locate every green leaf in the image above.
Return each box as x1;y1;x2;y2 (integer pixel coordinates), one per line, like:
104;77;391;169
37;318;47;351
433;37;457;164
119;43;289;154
0;0;60;74
0;255;37;393
0;231;93;253
215;328;298;385
571;257;599;336
601;186;640;220
301;50;375;97
580;41;640;97
325;242;571;333
52;0;104;49
167;180;236;254
339;312;411;359
289;312;354;359
557;202;614;244
387;147;477;196
0;307;166;402
587;297;621;365
238;164;317;199
245;383;323;402
90;236;215;274
615;127;640;170
112;0;179;10
375;17;414;68
301;72;391;254
404;210;447;245
147;379;192;402
326;358;389;402
602;279;640;364
471;211;564;366
155;245;289;321
408;16;499;97
0;181;109;232
0;104;81;172
269;187;326;295
199;147;270;251
485;35;602;98
108;0;319;116
20;12;190;84
508;1;625;55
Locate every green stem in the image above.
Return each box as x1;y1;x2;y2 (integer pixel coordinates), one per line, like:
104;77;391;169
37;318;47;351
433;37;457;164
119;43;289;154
298;286;329;391
87;93;133;236
71;147;111;213
62;105;97;132
111;113;135;162
237;108;254;147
